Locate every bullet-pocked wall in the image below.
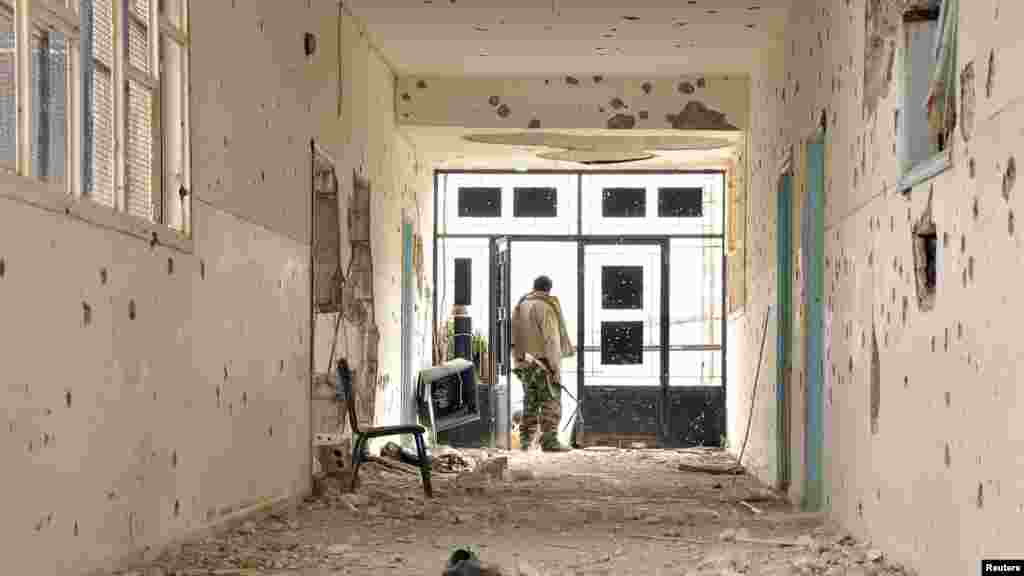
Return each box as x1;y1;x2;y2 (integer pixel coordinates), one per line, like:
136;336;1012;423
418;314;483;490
0;1;432;574
310;8;434;441
734;1;1024;573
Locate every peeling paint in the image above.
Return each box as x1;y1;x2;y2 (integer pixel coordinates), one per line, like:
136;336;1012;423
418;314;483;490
665;101;739;130
607;113;636;130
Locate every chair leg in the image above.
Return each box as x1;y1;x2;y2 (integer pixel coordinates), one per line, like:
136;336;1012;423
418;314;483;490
413;433;433;498
350;435;364;493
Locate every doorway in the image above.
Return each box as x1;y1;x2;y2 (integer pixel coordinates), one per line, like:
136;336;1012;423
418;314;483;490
434;171;727;449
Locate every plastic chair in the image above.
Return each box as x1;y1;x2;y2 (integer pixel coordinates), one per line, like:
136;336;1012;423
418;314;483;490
335;360;433;497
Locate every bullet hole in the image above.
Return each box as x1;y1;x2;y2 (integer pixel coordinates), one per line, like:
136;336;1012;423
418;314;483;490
268;425;274;437
472;25;488;32
167;257;174;275
82;302;92;326
903;375;909;389
216;386;221;408
638;110;649;120
149;231;159;248
968;256;975;282
857;501;863;518
416;79;427;89
960;61;975;142
901;295;909;324
496;104;511;118
678;81;695;95
930;335;935;352
200;260;206;280
259;170;266;183
609;97;626;110
528;118;541;129
544;79;550;85
593;75;604;83
944;327;949;351
74;521;79;536
944;443;951;468
1003;156;1016;200
65;390;72;408
641;81;652;95
565;76;579;85
401;92;411;102
256;19;264;33
957;322;963;340
1009;211;1015;237
961;235;966;253
968;157;976;178
0;258;5;278
977;483;984;509
174;499;181;517
945;390;951;407
870;327;880;435
972;197;980;221
622;15;640;21
606;114;636;130
303;32;317;57
128;300;136;320
488;95;500;107
171;450;178;468
985;50;995;99
242;391;248;407
223;365;229;381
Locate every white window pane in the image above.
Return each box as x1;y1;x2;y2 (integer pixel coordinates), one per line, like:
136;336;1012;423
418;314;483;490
0;6;16;170
126;79;153;221
128;15;147;73
89;67;114;206
31;28;69;186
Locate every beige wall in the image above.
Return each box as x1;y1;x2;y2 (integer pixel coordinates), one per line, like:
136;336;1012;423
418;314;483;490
0;2;432;575
732;1;1024;574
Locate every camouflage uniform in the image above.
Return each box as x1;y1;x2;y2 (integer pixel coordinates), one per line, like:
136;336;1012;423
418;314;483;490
512;363;561;450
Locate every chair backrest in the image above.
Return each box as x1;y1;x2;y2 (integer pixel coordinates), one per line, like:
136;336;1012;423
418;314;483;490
335;359;360;435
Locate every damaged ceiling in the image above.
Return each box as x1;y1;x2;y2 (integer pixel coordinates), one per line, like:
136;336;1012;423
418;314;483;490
345;0;793;76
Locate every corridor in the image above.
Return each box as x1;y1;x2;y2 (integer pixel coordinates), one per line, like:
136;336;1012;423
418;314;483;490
146;449;910;575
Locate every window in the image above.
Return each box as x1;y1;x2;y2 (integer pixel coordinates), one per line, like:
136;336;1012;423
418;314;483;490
601;266;643;310
512;186;556;218
657;187;703;218
601;321;644;365
602;187;646;218
457;186;501;218
0;0;190;235
897;0;958;192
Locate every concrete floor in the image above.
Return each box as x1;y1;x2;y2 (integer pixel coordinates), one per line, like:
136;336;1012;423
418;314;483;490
142;449;915;575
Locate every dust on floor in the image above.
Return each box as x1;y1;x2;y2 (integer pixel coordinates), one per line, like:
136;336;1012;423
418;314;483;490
135;448;916;575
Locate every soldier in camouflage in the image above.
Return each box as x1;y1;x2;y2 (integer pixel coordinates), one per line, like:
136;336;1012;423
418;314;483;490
510;275;575;452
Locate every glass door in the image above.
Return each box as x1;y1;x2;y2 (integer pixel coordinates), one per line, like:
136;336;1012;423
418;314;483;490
580;240;667;445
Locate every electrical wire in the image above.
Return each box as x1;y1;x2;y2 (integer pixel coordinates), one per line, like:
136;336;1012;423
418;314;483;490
737;304;772;470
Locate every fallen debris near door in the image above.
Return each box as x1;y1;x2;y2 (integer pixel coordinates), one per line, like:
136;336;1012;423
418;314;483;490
432;446;476;474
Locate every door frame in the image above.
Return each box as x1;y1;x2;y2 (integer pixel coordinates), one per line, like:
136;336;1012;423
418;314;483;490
776;167;794;491
432;170;729;449
802;129;827;511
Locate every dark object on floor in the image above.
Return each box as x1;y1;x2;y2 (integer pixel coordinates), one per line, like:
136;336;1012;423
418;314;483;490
444;549;482;576
443;549;505;576
336;360;433;497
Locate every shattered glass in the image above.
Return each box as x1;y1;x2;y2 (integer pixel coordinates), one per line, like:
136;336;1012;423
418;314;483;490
601;266;643;310
601;321;644;365
602;187;646;218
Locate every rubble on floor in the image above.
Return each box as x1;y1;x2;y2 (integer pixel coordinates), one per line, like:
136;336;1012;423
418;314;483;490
137;447;917;576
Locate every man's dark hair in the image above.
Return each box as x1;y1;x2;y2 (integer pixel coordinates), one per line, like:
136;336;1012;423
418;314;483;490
533;275;553;292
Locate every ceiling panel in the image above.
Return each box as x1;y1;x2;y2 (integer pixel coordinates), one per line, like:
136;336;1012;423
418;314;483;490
346;0;792;76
